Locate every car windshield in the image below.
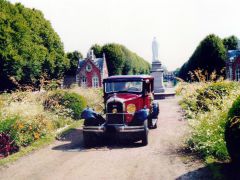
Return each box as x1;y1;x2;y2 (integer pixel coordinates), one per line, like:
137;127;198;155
105;81;143;93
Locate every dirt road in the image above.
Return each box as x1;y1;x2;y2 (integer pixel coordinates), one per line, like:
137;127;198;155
0;97;211;180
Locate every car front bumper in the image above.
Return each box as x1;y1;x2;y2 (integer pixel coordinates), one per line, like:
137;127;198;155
83;124;146;133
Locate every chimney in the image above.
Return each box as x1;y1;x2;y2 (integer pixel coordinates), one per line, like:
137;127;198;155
87;49;95;60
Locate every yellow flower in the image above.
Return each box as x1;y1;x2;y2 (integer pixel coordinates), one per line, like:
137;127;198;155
34;132;40;140
18;123;24;129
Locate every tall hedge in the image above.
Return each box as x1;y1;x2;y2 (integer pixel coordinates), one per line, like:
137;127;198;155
91;43;150;76
178;34;227;81
0;0;69;91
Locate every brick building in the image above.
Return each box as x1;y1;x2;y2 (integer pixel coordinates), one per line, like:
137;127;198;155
76;50;108;88
226;50;240;81
226;40;240;81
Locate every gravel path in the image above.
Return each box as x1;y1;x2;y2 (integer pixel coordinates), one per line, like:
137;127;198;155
0;97;211;180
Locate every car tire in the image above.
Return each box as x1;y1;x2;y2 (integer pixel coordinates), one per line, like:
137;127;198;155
152;119;158;129
148;118;158;129
83;132;96;148
142;121;148;146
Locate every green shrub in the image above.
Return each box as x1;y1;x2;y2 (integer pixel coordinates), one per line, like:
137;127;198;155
44;90;87;119
0;115;52;147
178;81;240;161
225;96;240;163
61;92;86;119
43;80;61;91
0;117;18;142
188;109;229;160
196;82;233;112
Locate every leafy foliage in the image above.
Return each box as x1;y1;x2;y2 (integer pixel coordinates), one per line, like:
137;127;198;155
0;132;19;157
195;82;233;112
225;96;240;164
178;34;227;81
0;115;52;148
44;90;87;119
66;51;83;75
177;81;240;161
0;0;69;91
91;43;150;76
91;44;102;58
0;88;90;158
223;35;239;51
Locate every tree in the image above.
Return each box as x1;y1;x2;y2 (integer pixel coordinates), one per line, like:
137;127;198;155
0;0;69;91
223;35;238;51
66;51;83;75
90;44;102;58
178;34;226;81
102;44;125;75
95;43;150;76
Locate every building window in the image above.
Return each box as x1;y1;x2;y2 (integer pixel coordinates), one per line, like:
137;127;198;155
86;64;92;72
236;67;240;81
92;76;99;88
81;76;87;87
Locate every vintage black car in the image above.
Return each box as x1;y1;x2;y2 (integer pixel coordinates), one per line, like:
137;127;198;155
81;75;159;146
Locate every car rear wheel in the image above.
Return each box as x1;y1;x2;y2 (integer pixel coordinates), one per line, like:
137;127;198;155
142;121;148;146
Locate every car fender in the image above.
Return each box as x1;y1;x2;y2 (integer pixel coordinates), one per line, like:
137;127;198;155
129;108;149;126
81;108;105;126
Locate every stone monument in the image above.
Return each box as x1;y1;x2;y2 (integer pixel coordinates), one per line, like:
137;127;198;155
151;37;165;93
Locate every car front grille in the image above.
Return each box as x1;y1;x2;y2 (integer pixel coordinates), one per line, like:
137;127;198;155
106;101;124;124
106;113;124;124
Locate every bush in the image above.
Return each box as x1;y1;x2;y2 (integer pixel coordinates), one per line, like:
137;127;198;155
0;132;19;157
70;87;104;113
44;90;87;119
0;90;86;158
61;92;87;119
196;82;232;112
178;81;240;161
225;96;240;163
0;117;19;156
0;115;52;147
0;117;18;143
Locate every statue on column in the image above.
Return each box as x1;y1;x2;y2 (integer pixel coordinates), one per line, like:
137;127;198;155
152;37;159;62
151;37;165;93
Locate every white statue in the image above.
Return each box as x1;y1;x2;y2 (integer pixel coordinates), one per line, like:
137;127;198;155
152;37;159;62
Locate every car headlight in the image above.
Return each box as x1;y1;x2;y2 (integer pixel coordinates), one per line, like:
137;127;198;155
112;108;117;114
126;104;136;114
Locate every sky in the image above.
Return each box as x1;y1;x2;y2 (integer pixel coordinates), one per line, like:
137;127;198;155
9;0;240;71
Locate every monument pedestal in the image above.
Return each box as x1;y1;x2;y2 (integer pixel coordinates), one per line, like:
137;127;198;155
151;62;165;93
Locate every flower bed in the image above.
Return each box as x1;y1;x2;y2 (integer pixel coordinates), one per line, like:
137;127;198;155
0;90;88;158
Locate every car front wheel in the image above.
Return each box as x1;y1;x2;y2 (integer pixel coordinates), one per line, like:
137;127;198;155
142;121;149;146
148;118;158;129
83;132;96;147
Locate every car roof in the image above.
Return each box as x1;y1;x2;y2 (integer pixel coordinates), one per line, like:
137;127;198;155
103;75;154;82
